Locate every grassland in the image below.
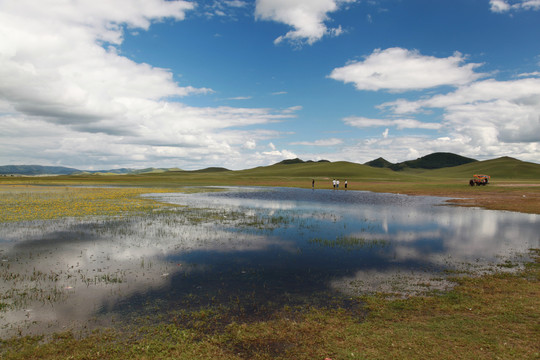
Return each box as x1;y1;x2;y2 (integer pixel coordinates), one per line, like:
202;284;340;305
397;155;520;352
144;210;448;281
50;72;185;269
3;156;538;213
0;156;539;359
0;185;180;222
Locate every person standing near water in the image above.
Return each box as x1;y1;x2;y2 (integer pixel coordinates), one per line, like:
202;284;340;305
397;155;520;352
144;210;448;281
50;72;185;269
333;179;336;189
312;179;315;189
345;179;347;190
336;179;340;189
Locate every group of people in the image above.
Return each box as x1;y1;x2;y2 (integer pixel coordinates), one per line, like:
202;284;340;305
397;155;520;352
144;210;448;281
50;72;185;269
311;179;348;190
332;179;347;190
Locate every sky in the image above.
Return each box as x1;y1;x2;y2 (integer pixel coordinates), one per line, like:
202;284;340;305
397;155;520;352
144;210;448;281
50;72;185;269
1;0;539;170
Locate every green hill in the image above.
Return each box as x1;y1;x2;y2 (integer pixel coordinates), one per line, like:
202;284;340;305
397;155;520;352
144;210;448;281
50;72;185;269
189;167;231;173
276;158;330;165
389;152;477;171
236;160;408;180
364;157;393;168
4;155;538;182
423;157;540;179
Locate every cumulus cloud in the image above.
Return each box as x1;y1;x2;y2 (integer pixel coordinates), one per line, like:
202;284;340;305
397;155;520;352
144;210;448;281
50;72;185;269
377;78;540;156
309;135;472;164
343;116;442;130
490;0;512;12
329;48;484;92
0;0;301;169
489;0;540;13
261;142;297;160
332;47;540;162
0;0;205;129
255;0;355;45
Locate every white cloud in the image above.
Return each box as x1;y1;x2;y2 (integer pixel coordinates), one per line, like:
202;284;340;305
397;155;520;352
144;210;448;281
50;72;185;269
262;149;297;159
329;48;484;92
489;0;540;12
310;135;476;164
228;96;253;100
490;0;512;12
382;128;389;138
255;0;355;45
0;0;195;44
332;47;540;162
0;0;206;128
343;116;442;130
225;0;248;8
523;0;540;10
290;138;343;146
0;0;303;170
0;112;291;169
256;141;297;162
376;78;540;158
381;78;540;115
518;71;540;77
204;0;251;18
244;140;257;149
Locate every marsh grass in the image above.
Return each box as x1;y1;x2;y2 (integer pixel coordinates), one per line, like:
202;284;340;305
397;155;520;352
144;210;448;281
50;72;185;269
0;185;186;222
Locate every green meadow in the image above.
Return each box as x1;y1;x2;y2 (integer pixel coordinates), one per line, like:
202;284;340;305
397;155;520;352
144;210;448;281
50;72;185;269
4;156;538;213
1;156;539;359
4;155;539;185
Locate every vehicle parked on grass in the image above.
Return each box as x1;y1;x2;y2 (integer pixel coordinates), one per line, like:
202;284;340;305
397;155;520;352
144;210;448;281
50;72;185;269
469;174;490;186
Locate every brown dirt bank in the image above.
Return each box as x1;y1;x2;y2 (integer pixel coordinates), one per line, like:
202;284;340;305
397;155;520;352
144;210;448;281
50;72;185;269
349;181;540;214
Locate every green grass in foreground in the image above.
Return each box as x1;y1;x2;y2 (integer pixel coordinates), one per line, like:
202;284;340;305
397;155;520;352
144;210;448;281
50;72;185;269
1;250;538;360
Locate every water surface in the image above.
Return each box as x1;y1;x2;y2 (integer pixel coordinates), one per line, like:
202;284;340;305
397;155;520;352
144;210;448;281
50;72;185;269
0;186;538;338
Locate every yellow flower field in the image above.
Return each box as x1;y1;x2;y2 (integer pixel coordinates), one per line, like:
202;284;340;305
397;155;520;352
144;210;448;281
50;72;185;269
0;185;176;222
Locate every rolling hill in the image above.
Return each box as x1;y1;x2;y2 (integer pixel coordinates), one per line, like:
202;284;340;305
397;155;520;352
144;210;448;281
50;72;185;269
364;157;393;168
2;153;538;181
236;160;405;180
365;152;477;171
423;156;540;179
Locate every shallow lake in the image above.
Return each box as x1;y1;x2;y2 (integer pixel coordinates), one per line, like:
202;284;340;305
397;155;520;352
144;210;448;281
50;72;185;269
1;186;538;338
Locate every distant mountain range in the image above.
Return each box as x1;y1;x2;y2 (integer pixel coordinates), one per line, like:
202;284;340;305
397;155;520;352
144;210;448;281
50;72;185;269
0;165;181;176
0;152;514;176
0;165;81;176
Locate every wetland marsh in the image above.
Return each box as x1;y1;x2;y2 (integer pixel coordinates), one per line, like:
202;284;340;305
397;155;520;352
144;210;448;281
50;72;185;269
1;185;538;341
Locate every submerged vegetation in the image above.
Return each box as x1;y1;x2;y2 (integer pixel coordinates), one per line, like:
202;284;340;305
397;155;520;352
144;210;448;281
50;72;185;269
1;250;538;359
309;236;389;251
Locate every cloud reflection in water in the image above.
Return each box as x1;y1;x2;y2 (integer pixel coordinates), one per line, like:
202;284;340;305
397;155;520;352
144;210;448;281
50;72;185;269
0;187;538;338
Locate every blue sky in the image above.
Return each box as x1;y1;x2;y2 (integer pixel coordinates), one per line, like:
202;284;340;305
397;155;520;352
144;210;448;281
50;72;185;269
1;0;539;170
